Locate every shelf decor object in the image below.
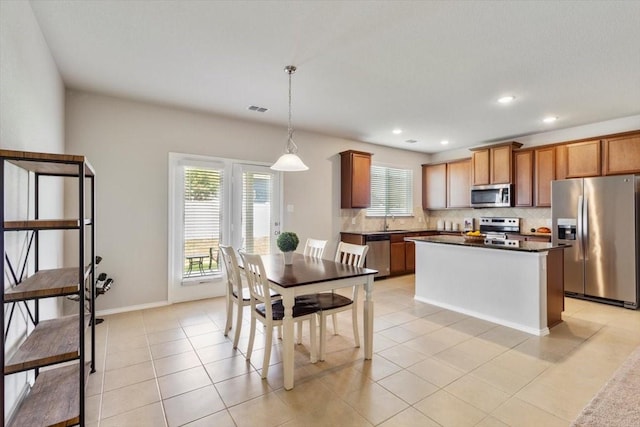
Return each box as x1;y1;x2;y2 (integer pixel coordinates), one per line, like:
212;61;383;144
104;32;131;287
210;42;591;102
1;149;96;427
271;65;309;172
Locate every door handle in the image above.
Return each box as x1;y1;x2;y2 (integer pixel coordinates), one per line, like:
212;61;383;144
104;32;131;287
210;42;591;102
583;197;589;260
577;195;583;260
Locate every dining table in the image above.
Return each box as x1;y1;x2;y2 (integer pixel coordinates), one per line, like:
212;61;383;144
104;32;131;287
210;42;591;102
260;252;377;390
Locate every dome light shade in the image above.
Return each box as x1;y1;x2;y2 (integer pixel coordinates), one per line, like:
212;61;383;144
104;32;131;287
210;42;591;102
271;153;309;171
271;65;309;172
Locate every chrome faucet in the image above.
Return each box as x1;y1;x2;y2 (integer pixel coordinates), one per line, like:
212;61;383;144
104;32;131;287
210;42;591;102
383;213;395;231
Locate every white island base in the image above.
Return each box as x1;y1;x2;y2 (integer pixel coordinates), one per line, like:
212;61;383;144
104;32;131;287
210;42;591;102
414;240;564;336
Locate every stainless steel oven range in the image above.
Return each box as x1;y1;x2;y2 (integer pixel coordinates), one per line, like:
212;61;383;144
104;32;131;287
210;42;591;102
479;217;520;246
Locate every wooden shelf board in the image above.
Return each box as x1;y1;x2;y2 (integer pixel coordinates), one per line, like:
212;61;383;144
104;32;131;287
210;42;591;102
3;219;81;231
4;267;89;301
7;364;82;427
4;315;88;375
1;149;95;177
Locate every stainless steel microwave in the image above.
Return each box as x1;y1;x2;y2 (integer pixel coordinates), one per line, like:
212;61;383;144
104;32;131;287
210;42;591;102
470;183;513;208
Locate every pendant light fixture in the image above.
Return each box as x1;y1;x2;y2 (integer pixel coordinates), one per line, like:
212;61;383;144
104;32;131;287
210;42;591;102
271;65;309;172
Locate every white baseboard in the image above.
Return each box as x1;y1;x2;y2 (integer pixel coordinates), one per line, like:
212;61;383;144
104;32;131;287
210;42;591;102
96;300;170;317
414;295;550;337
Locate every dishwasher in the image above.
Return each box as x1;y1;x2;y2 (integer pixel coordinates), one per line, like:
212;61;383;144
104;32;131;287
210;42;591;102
364;234;390;278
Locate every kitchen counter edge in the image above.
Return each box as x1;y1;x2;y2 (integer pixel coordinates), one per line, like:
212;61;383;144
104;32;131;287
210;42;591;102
405;235;569;253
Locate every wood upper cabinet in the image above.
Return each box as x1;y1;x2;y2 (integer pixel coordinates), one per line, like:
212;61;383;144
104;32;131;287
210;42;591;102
471;150;490;185
447;158;471;208
491;144;516;184
565;140;601;178
471;142;522;186
555;144;568;180
535;147;556;207
340;150;371;208
422;163;447;209
514;150;533;207
602;132;640;175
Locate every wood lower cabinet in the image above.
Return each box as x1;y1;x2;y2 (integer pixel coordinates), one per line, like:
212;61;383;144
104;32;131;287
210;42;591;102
340;150;372;208
391;232;436;275
390;235;406;275
422;163;447;209
535;147;556;207
602;133;640;175
447;159;471;208
566;140;601;178
514;150;533;207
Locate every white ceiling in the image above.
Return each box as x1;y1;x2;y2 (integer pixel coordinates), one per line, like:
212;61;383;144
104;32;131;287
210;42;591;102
29;0;640;153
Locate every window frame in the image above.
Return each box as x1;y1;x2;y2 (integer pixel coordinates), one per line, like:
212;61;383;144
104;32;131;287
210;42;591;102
366;163;414;218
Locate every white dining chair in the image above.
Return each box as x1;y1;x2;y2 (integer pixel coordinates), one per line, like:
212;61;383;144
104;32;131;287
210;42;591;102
303;238;327;259
239;251;320;378
219;245;280;349
296;238;328;343
302;241;368;361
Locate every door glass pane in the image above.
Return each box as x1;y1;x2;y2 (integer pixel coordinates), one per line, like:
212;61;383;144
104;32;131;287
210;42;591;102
241;170;274;255
183;166;222;278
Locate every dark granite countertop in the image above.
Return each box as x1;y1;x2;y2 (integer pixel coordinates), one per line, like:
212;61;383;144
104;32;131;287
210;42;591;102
342;229;452;236
406;234;568;253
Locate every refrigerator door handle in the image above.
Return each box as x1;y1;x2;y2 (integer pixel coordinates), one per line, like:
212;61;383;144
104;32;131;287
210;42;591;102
577;195;584;260
583;196;589;260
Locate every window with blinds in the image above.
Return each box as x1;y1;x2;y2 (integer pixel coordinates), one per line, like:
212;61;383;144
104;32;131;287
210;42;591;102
367;165;413;217
240;171;273;255
183;166;222;278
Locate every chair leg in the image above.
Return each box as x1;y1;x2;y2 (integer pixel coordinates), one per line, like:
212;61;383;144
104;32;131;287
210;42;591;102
332;313;338;335
319;313;327;361
246;315;256;361
309;317;317;363
296;322;302;345
232;302;243;349
261;324;273;379
352;303;360;348
224;296;233;337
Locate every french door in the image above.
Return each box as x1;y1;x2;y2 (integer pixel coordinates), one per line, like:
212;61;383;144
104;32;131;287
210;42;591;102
168;153;281;303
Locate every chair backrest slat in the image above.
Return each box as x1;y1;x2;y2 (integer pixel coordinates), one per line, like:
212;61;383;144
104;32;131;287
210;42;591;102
303;238;328;259
239;252;273;316
219;245;243;298
334;242;369;268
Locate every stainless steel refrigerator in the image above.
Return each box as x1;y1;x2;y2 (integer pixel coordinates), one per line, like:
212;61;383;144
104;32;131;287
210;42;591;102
552;174;639;309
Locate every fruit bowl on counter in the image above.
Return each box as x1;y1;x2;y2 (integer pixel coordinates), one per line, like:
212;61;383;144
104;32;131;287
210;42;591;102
462;231;485;243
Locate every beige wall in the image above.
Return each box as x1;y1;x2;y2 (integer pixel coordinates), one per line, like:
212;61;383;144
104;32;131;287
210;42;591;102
0;0;66;417
65;91;432;312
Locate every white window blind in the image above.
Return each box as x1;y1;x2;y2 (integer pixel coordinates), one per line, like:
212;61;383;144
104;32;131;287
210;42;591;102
367;165;413;217
183;166;223;278
240;171;273;255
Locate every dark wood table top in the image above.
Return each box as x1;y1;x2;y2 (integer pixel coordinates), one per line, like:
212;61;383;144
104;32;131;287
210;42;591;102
260;253;377;288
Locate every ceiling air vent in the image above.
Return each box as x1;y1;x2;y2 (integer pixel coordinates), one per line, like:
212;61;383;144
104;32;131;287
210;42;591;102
248;105;268;113
405;139;418;144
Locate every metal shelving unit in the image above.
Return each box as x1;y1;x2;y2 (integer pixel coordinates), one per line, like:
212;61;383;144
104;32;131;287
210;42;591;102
1;149;96;426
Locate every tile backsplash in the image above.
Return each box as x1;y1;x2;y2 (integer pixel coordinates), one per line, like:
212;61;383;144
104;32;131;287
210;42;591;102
341;207;551;233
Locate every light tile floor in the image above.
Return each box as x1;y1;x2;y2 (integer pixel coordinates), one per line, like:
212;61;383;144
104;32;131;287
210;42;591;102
87;275;640;426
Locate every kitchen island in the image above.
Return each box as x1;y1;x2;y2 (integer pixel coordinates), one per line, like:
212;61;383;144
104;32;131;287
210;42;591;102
407;235;568;336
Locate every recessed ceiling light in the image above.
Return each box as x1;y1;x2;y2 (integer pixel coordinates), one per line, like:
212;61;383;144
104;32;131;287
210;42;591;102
441;140;449;145
392;129;402;135
543;116;558;123
405;139;417;144
498;96;515;104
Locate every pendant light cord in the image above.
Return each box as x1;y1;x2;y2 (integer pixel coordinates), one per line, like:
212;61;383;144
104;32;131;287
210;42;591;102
285;65;298;154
